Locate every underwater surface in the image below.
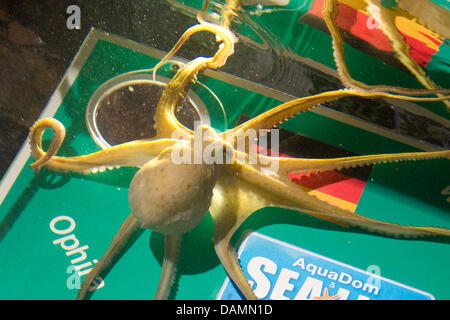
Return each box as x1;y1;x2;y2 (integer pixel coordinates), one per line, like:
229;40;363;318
0;0;449;301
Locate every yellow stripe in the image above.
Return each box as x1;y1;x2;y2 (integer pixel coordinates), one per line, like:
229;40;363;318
296;185;358;212
394;16;441;51
309;190;358;212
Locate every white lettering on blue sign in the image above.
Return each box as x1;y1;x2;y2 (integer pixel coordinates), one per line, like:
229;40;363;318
217;233;434;300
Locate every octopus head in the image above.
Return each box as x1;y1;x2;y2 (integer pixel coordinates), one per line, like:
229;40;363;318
128;144;216;234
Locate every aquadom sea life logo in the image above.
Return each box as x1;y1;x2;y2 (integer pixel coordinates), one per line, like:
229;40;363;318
218;233;434;300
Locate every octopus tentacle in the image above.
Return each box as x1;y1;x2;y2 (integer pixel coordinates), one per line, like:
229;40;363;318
154;233;183;300
224;89;450;141
77;214;144;300
276;150;450;176
214;239;258;300
29;118;66;173
211;163;353;300
365;0;449;109
153;22;236;78
322;0;449;103
153;57;208;139
29;118;179;174
210;167;273;299
152;23;237;139
235;160;450;238
213;152;448;300
197;0;211;24
220;0;243;30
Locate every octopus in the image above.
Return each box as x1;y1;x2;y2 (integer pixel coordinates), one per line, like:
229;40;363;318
27;0;449;300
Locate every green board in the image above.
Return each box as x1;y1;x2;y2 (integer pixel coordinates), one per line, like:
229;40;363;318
0;28;448;300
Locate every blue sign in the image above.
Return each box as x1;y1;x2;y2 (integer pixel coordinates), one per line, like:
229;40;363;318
217;233;434;300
